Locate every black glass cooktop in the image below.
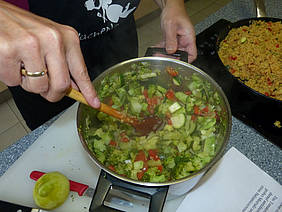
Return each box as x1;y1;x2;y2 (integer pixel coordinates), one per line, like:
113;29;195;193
192;19;281;148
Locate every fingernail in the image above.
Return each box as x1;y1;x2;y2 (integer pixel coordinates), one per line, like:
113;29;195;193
93;97;100;108
166;46;175;53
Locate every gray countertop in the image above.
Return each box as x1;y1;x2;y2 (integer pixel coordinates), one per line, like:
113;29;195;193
0;0;281;184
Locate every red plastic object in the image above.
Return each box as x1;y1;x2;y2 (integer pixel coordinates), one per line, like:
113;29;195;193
30;170;89;196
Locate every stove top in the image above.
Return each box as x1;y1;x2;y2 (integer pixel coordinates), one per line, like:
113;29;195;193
192;19;281;148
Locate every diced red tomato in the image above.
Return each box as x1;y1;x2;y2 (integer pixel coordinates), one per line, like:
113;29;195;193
147;104;154;114
267;78;273;86
242;29;247;32
143;89;149;99
167;118;172;125
136;160;149;180
229;56;237;61
191;115;197;121
201;106;209;113
276;44;279;48
120;132;129;143
135;150;147;162
184;90;192;95
165;89;175;100
147;97;152;105
137;171;145;180
231;68;236;74
109;140;117;147
267;22;272;27
121;137;129;143
265;92;270;96
267;27;272;32
108;165;115;172
148;149;159;161
193;106;200;115
151;96;159;105
166;67;179;77
157;165;163;173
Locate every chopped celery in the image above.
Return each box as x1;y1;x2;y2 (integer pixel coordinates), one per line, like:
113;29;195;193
134;161;144;170
169;102;182;113
129;97;142;114
175;92;187;103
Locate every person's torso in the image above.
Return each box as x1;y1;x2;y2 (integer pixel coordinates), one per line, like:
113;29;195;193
28;0;140;41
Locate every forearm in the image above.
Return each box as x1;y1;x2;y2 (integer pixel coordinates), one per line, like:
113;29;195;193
153;0;185;10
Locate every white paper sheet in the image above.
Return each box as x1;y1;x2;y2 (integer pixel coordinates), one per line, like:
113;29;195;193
176;147;282;212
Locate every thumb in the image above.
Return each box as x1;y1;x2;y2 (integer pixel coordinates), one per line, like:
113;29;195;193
164;24;178;54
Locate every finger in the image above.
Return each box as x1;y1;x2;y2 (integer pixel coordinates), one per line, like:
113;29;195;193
0;58;22;87
21;68;49;93
178;30;197;63
162;21;178;54
65;34;100;108
40;46;71;102
20;39;49;93
18;34;49;93
183;37;197;63
0;37;22;86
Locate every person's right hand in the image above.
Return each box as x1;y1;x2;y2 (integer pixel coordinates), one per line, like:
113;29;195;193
0;1;100;108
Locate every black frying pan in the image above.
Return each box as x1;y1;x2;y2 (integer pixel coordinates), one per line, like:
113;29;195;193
214;17;282;146
216;17;282;102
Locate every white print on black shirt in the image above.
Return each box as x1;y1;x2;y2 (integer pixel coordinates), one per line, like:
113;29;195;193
79;23;116;41
84;0;136;23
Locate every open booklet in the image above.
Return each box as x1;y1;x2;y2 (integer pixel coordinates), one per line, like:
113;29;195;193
176;147;282;212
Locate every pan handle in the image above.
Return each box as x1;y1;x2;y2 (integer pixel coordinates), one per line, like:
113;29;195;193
145;47;188;63
254;0;267;17
89;170;168;212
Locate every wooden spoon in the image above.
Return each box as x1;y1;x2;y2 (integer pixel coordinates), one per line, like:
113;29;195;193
66;88;163;136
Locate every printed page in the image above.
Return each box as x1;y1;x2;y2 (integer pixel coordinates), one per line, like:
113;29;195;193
176;147;282;212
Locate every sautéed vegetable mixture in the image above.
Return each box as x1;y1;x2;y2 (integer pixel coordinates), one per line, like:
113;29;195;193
81;63;227;182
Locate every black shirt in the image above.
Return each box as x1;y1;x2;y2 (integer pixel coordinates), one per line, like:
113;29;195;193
28;0;140;40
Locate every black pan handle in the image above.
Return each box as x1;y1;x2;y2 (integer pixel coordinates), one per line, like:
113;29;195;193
89;170;168;212
145;47;188;63
0;200;35;212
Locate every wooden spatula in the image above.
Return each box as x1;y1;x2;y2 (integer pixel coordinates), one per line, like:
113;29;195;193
66;88;163;136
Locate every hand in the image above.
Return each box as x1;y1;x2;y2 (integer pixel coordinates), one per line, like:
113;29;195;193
0;1;100;108
159;0;197;63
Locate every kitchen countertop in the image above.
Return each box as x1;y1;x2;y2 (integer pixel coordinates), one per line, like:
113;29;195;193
0;0;281;187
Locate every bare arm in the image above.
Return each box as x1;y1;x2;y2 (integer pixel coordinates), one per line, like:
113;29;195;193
0;1;100;107
153;0;197;63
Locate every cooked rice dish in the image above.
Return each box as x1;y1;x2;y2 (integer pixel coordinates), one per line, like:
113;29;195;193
218;20;282;101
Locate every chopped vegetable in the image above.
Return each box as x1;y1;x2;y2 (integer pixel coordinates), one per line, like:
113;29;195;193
171;113;185;129
82;63;227;182
169;102;182;113
240;37;247;43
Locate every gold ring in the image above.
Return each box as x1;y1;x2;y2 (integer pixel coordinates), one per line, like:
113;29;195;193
21;68;47;77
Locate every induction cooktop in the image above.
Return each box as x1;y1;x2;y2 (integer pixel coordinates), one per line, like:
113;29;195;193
192;19;281;148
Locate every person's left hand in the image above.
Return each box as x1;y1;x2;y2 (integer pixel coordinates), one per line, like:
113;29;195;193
159;1;197;63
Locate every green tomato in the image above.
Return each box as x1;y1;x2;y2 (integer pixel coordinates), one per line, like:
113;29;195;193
33;172;70;210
